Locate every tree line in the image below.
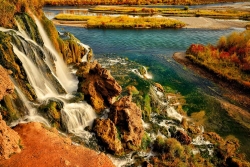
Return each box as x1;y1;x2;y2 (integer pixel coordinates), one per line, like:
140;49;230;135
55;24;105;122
44;0;245;6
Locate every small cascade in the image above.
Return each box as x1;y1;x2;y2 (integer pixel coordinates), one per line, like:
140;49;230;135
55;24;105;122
78;42;90;62
15;21;29;39
34;16;78;93
10;85;50;127
61;102;97;139
132;66;153;79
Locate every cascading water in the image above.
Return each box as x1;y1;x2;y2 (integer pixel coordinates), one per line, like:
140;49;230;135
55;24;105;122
10;85;50;127
0;16;97;143
78;42;90;62
34;16;78;93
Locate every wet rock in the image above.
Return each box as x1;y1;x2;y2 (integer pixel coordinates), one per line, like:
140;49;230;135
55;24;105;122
93;118;123;155
0;113;21;160
0;66;14;100
0;66;26;123
174;130;192;145
39;98;65;131
77;61;122;113
109;96;144;151
154;83;164;92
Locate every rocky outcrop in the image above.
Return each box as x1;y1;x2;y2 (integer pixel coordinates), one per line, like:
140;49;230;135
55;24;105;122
93;96;144;154
77;61;122;113
0;114;21;160
93;119;123;155
38;98;65;131
109;96;144;150
0;65;21;160
58;33;86;64
174;130;192;145
0;66;14;100
0;122;115;167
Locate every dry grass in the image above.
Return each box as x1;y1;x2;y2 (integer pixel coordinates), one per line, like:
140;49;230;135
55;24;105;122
55;14;185;29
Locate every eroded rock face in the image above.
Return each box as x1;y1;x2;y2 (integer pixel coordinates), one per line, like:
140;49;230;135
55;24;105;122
0;66;14;100
77;61;122;113
93;119;123;155
0;112;21;160
94;96;144;155
0;65;21;160
109;96;144;151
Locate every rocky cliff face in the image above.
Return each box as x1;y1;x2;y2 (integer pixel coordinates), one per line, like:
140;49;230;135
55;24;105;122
77;60;122;113
93;96;144;155
0;65;21;160
0;66;14;100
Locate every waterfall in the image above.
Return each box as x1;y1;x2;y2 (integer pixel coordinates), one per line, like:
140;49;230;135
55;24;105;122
10;85;50;127
12;45;58;100
0;16;97;142
34;16;78;93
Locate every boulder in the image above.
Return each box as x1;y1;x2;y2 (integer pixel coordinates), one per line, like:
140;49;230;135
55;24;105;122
109;96;144;151
0;66;14;100
77;61;122;113
93;118;123;155
174;130;192;145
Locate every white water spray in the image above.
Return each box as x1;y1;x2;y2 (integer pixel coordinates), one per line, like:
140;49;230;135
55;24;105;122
78;42;90;62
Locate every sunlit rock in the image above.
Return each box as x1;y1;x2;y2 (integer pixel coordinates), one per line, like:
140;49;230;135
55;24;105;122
109;96;144;151
77;60;122;113
93;118;124;155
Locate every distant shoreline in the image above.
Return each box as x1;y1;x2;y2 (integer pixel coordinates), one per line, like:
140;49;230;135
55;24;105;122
53;16;248;29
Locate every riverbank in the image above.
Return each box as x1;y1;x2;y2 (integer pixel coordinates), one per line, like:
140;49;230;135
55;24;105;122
173;52;250;129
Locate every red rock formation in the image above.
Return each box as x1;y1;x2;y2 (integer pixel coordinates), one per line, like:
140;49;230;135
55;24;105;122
109;96;144;151
0;114;21;160
0;65;14;100
77;61;122;113
93;96;144;155
0;65;21;160
0;122;115;167
93;118;124;155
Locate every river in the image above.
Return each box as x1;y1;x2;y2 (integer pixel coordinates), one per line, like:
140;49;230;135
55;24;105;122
43;4;250;160
55;25;250;159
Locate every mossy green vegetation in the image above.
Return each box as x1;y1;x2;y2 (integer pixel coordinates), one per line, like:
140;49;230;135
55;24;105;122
96;55;250;165
55;14;185;29
186;30;250;90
